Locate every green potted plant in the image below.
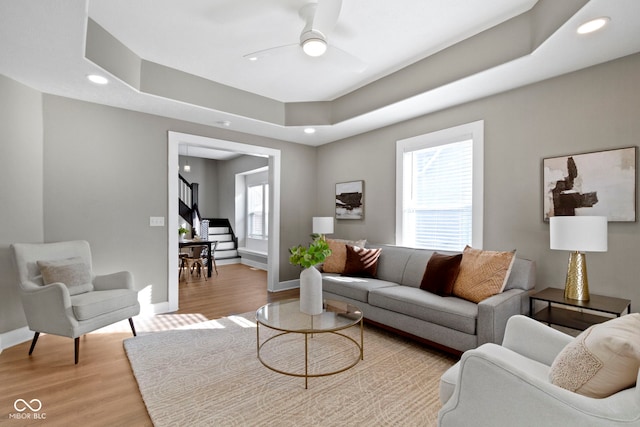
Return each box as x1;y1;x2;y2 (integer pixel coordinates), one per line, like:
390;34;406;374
178;226;189;240
289;234;332;268
289;234;332;315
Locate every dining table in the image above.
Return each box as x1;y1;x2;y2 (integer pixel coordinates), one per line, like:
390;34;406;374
179;239;215;277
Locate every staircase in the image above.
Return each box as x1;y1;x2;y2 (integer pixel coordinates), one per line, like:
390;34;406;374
204;218;239;261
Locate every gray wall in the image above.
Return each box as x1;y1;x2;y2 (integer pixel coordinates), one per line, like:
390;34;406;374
179;155;219;218
317;52;640;308
0;75;44;333
38;95;315;307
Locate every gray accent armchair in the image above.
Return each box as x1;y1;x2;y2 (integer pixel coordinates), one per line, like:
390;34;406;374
438;315;640;426
11;240;140;364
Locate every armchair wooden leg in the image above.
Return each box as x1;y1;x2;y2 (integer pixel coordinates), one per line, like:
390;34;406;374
74;337;80;364
129;318;137;337
28;332;39;356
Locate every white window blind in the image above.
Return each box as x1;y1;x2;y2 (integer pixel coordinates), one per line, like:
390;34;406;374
248;183;269;239
403;140;472;250
396;121;483;251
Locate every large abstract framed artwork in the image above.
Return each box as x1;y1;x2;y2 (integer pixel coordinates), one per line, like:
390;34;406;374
543;146;637;222
336;180;364;220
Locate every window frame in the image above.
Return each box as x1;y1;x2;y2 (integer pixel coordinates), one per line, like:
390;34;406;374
395;120;484;250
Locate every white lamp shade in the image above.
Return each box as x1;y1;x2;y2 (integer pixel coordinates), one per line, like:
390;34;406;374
550;216;607;252
312;217;334;235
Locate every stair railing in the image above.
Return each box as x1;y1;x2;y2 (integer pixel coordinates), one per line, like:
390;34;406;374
179;174;199;227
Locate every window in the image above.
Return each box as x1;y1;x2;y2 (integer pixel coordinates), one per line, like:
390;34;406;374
248;183;269;240
396;121;483;251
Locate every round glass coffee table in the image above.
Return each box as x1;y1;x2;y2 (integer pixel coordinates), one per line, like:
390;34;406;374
255;298;363;389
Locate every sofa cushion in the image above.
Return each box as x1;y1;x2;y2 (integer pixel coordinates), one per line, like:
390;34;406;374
420;252;463;296
504;257;536;291
452;246;516;303
322;239;367;273
342;245;382;278
322;274;398;303
368;286;478;335
37;257;94;296
70;289;139;321
549;313;640;398
368;245;416;284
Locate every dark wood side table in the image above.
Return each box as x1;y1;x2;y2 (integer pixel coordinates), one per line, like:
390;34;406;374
530;287;631;331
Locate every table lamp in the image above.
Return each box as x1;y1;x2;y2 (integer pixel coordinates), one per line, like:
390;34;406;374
312;217;334;237
549;216;607;301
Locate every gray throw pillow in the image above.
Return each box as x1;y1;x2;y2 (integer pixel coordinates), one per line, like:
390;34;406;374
37;257;94;295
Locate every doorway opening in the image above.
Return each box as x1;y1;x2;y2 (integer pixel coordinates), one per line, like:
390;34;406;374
167;131;281;312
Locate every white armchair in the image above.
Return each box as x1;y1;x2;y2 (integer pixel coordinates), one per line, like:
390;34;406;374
438;315;640;427
11;240;140;364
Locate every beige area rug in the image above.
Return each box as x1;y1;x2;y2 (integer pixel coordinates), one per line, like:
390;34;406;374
124;313;456;427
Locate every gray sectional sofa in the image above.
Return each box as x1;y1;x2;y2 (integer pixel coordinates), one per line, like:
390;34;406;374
322;244;536;353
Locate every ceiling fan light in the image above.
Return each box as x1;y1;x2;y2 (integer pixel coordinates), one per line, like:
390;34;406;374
302;38;327;57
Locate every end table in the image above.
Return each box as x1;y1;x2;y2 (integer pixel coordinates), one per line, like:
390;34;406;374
529;287;630;331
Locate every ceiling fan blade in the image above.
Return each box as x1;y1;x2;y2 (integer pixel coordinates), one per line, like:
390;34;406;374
313;0;342;37
325;45;367;72
243;43;298;61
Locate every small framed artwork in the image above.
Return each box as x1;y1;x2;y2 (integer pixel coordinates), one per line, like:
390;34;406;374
336;180;364;220
542;146;637;222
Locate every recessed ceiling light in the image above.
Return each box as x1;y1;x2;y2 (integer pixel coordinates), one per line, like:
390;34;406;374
577;17;610;35
87;74;109;85
217;120;231;127
304;128;316;134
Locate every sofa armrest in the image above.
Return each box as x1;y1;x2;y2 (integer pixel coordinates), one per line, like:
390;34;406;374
476;288;525;346
93;271;135;291
439;344;640;426
501;314;573;366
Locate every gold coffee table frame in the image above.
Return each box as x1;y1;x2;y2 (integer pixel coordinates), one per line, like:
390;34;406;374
256;298;363;389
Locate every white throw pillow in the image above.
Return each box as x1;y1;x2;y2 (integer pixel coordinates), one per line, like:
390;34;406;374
550;313;640;398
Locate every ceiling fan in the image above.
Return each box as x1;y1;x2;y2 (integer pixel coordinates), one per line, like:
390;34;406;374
243;0;366;72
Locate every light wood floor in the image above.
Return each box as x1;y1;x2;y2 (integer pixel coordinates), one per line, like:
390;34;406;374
0;264;298;426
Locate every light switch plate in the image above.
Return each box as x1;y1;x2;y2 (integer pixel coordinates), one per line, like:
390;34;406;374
149;216;165;227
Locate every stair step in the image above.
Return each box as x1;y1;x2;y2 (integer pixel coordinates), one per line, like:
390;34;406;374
208;233;232;242
208;226;229;234
215;241;235;250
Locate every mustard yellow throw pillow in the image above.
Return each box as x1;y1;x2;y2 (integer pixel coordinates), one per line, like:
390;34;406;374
550;313;640;398
451;246;515;303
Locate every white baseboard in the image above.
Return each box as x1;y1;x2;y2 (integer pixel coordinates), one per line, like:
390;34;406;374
143;301;172;315
241;258;268;271
0;326;32;351
274;279;300;292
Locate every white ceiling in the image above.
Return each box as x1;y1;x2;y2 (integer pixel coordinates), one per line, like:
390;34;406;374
1;0;639;148
88;0;536;103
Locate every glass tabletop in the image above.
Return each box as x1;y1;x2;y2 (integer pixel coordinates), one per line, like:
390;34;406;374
255;298;362;333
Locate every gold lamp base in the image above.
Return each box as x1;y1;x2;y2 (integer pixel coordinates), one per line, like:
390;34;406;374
564;251;590;301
